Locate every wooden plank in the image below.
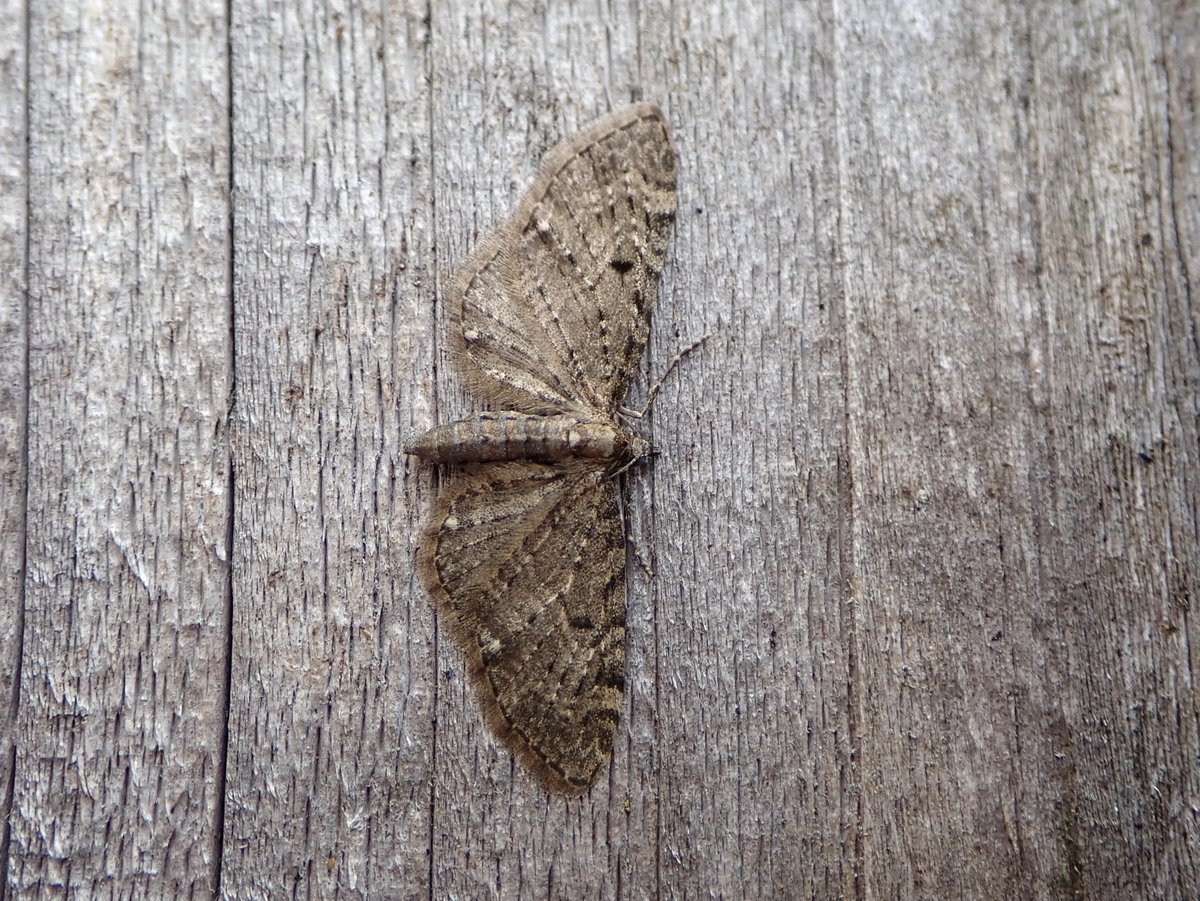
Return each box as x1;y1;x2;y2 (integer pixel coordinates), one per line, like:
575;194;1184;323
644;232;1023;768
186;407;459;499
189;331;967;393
835;3;1067;894
7;1;232;896
632;4;859;899
220;2;437;896
836;0;1200;896
423;2;857;898
0;0;28;883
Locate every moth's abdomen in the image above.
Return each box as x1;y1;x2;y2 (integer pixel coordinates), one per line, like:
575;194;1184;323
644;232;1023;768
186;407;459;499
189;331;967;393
405;411;642;465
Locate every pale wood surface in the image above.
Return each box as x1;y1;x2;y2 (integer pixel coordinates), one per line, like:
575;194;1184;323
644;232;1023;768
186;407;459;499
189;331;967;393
4;0;1198;898
6;2;232;898
0;0;27;887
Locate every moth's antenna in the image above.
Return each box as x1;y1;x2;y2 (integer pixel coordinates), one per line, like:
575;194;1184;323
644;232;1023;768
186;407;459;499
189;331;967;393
620;333;710;421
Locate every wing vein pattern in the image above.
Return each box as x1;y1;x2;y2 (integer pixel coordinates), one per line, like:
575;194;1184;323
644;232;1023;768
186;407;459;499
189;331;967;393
414;103;677;795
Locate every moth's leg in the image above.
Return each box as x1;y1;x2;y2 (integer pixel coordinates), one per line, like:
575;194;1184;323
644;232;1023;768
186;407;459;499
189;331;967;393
619;333;710;421
606;450;652;478
615;484;656;579
629;537;655;580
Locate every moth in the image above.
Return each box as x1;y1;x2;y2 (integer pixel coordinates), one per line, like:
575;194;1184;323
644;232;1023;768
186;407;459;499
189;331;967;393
405;103;677;795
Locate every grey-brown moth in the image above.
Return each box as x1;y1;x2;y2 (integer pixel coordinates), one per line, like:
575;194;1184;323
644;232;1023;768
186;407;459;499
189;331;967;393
406;103;677;795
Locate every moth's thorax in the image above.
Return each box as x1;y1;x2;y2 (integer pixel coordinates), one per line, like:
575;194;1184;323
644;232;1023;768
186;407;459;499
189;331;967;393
405;411;647;466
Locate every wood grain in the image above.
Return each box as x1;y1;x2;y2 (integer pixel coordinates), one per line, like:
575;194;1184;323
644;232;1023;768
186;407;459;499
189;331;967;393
837;2;1200;894
4;0;1197;897
6;1;231;896
220;2;436;897
0;0;28;885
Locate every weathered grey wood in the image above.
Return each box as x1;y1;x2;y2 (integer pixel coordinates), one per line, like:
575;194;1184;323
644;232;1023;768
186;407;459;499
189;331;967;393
836;1;1200;895
5;0;1198;897
638;6;861;896
220;2;436;896
422;2;859;897
0;0;28;884
5;1;232;897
